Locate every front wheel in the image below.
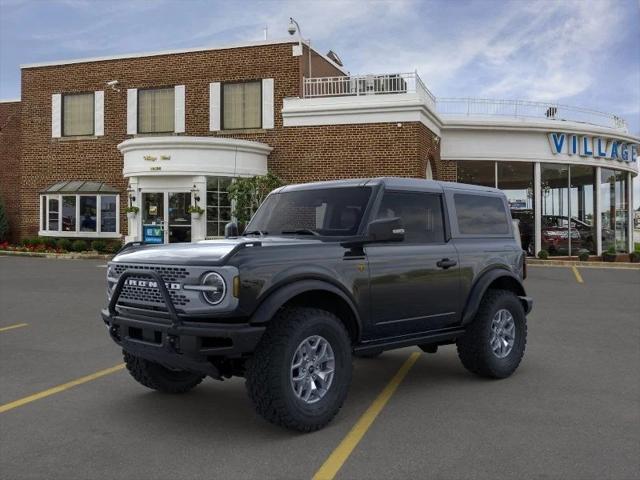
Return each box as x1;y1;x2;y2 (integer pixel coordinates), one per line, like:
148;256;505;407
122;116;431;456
245;307;352;432
456;289;527;379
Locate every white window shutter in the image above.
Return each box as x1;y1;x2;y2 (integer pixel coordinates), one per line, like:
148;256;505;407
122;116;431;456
51;94;62;138
127;88;137;135
174;85;185;133
209;82;221;131
262;78;274;129
94;90;104;136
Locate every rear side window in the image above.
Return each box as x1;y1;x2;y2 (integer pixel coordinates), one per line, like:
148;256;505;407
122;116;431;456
454;194;509;235
376;191;445;243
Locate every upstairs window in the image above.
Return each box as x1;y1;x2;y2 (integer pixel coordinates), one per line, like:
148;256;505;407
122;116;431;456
138;87;175;133
222;81;261;129
62;92;94;136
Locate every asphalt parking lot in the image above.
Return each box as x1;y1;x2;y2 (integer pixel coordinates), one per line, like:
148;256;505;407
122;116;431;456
1;256;639;480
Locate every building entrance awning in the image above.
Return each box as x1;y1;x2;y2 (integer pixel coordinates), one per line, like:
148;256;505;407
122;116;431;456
40;180;119;194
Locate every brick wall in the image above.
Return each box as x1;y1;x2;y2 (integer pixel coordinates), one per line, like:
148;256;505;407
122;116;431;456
0;101;21;242
13;41;442;240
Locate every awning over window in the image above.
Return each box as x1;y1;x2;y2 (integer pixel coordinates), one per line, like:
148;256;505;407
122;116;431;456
41;181;119;194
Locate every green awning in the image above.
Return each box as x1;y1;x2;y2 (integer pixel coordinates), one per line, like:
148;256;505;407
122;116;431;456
41;181;119;194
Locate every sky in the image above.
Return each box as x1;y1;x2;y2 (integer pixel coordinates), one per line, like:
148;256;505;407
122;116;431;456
1;0;639;205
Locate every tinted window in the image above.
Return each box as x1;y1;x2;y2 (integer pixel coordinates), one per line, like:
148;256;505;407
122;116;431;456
455;194;509;235
246;187;372;237
376;191;445;243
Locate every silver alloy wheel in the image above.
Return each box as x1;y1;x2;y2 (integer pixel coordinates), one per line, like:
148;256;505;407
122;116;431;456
290;335;335;404
490;309;516;359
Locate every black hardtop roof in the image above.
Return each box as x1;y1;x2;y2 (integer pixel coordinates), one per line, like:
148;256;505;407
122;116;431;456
277;177;504;196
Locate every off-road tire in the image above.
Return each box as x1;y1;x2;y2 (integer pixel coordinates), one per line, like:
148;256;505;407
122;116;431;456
245;307;352;432
123;350;205;394
456;289;527;379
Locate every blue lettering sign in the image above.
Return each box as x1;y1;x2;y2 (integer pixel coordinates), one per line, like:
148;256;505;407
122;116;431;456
610;141;619;160
596;138;607;157
570;135;578;155
580;136;593;156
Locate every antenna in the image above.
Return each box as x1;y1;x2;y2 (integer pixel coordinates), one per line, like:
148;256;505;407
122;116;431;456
263;25;268;40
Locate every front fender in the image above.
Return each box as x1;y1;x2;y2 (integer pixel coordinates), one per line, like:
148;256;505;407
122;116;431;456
461;268;529;325
249;278;362;333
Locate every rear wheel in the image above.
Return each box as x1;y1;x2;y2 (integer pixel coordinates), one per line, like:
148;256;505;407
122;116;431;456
245;307;352;432
456;289;527;378
123;351;204;394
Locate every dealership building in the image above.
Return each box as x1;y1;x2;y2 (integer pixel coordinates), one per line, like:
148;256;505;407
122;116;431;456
0;38;637;256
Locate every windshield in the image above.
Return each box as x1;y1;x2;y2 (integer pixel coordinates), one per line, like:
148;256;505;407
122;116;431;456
245;187;372;237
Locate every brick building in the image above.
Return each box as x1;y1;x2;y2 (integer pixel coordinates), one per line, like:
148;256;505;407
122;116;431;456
0;38;637;255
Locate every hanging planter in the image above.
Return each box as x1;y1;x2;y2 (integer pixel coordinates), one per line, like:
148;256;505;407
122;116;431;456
187;205;204;219
125;206;139;220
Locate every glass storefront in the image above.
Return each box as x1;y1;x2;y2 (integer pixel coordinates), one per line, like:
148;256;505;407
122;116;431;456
458;160;631;256
206;177;233;237
601;169;629;252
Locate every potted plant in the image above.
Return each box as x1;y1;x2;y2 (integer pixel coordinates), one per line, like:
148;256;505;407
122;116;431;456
125;206;139;220
603;245;617;262
187;205;204;219
537;249;549;260
577;249;590;262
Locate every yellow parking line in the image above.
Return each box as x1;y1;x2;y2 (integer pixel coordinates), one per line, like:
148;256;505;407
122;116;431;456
0;364;125;414
571;266;584;284
0;323;28;333
312;352;421;480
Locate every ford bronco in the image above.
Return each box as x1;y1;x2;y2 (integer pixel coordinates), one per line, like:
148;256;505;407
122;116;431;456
102;178;532;431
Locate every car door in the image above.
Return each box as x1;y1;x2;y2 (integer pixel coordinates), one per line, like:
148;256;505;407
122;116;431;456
365;189;461;337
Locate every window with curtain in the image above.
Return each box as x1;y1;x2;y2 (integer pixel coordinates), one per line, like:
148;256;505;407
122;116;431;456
222;81;261;129
62;93;94;136
138;88;175;133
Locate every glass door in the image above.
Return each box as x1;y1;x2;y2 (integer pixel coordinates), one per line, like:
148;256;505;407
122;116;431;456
168;192;191;243
142;192;165;244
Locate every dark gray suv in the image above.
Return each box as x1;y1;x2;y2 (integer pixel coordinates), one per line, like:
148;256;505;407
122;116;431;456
102;178;532;431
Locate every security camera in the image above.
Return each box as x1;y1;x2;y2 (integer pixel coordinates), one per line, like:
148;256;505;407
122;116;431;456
106;80;118;86
288;18;297;35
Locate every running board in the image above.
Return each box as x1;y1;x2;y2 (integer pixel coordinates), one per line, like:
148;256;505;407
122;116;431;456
353;328;465;355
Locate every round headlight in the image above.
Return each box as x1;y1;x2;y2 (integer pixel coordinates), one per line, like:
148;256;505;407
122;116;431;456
201;272;226;305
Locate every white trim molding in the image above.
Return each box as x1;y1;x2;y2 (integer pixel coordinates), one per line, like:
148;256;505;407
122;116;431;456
282;93;442;136
209;82;221;131
174;85;186;133
127;88;137;135
262;78;275;129
94;90;104;136
51;94;62;138
118;136;272;178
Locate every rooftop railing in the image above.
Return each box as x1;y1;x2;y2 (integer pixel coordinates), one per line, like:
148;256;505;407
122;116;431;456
301;74;627;131
435;98;628;131
303;72;436;109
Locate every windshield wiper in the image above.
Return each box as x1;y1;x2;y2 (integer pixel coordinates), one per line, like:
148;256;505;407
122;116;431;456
281;229;320;236
243;230;267;236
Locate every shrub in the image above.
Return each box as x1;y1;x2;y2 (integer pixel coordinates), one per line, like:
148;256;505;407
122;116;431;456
40;237;58;249
91;240;107;253
71;239;88;252
630;251;640;263
537;249;549;260
21;237;38;247
105;241;122;254
0;197;9;242
57;238;73;251
577;249;590;261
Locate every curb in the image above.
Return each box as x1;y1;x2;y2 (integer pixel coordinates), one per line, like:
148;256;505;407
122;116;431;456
528;259;640;270
0;250;113;260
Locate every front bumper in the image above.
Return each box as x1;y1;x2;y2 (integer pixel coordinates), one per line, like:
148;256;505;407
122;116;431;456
102;309;264;377
103;268;264;377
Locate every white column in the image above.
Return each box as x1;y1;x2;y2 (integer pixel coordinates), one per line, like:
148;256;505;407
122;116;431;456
534;162;541;256
125;177;140;243
628;171;634;253
191;175;207;242
595;166;602;256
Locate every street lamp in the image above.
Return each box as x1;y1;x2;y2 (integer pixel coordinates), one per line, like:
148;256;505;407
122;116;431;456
288;17;312;79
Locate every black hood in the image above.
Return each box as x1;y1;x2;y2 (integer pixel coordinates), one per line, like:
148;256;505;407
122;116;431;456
111;237;325;266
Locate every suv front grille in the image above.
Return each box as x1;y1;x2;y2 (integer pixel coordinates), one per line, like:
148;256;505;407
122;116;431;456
113;264;192;309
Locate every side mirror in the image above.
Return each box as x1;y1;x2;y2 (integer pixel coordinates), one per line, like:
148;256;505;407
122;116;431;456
366;217;405;243
224;222;239;238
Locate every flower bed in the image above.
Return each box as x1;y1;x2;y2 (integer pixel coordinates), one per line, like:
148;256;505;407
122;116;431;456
0;237;122;255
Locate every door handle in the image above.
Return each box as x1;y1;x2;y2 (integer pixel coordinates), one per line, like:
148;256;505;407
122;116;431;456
437;258;457;269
